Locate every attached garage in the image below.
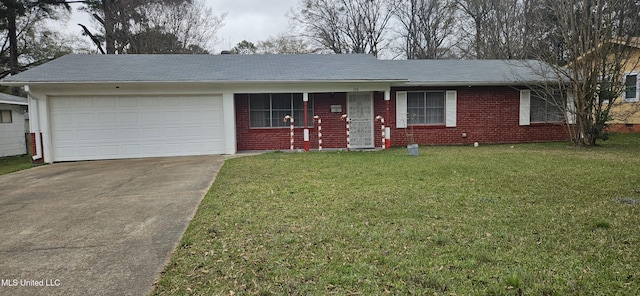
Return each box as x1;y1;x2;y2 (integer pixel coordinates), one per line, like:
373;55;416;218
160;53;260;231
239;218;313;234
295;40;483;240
49;95;225;162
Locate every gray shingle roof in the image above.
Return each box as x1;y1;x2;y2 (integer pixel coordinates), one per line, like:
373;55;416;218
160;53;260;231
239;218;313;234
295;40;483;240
383;59;555;86
3;54;406;83
1;54;555;86
0;92;27;105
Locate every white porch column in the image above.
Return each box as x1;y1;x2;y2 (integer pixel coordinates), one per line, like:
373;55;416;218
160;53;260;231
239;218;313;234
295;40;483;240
303;92;310;152
384;90;391;148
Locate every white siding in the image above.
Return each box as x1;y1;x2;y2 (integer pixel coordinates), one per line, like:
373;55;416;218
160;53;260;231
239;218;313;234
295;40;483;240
0;104;26;156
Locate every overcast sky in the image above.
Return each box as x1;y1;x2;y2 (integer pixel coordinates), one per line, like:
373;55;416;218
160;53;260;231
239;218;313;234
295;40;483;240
208;0;300;51
63;0;300;54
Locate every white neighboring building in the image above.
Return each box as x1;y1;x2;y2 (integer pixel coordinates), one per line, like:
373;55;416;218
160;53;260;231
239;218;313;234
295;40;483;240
0;93;28;157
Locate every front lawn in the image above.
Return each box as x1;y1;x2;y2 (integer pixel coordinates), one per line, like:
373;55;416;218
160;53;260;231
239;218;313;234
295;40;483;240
154;135;640;295
0;154;35;176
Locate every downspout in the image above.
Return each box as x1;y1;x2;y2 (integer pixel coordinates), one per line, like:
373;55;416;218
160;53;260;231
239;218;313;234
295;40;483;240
24;85;42;161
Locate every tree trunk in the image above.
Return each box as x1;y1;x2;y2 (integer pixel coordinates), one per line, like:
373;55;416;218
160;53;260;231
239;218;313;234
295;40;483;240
8;7;20;95
103;0;116;54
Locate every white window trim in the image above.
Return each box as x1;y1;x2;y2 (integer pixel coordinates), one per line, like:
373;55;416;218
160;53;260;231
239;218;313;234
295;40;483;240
623;72;639;103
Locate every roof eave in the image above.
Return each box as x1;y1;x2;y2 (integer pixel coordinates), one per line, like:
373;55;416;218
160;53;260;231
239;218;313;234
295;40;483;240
0;79;407;86
0;99;28;105
394;81;549;87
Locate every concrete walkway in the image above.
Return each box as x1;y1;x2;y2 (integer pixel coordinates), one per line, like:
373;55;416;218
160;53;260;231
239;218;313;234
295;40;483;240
0;156;224;296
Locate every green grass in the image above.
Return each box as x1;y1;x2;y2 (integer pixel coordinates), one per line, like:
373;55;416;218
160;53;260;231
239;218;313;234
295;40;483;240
153;134;640;295
0;154;35;175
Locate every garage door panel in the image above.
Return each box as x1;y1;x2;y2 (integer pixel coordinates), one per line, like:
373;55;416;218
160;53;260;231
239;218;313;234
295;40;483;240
100;145;120;156
142;127;163;138
120;112;140;123
121;129;140;139
50;95;225;161
122;144;142;155
96;99;117;108
98;112;117;123
77;146;98;157
164;111;183;123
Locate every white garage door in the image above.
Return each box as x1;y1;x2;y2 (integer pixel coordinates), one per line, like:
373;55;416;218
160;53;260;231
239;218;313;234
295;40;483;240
50;95;225;162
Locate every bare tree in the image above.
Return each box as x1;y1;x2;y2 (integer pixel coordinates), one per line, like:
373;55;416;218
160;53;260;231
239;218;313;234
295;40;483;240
135;0;225;54
394;0;456;59
77;0;194;54
0;0;69;85
526;0;640;146
291;0;395;57
256;35;316;54
455;0;543;59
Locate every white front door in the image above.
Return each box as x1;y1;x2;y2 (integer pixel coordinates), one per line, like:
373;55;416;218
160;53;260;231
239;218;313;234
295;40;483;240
347;92;374;149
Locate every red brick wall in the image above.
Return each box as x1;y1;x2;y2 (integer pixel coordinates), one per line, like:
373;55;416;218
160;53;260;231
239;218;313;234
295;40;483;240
236;93;356;151
388;86;569;146
606;124;640;133
235;87;570;151
29;133;44;163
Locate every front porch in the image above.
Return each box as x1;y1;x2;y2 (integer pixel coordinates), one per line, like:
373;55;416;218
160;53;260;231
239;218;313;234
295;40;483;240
235;90;392;152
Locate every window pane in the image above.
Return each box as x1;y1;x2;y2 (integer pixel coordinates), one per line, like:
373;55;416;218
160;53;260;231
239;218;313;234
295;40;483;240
0;110;11;123
272;94;292;109
427;108;444;124
626;74;637;99
530;95;547;122
292;93;304;109
407;92;425;108
293;110;306;127
407;107;421;124
250;111;270;127
548;94;565;121
407;92;424;124
307;108;314;128
272;110;290;127
425;92;445;124
250;94;271;127
426;92;445;108
249;94;270;109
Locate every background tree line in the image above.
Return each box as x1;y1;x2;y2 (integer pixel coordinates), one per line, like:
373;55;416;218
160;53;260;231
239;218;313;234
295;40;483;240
0;0;224;81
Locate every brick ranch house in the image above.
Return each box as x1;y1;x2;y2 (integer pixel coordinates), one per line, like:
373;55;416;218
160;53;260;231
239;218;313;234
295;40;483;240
1;54;570;163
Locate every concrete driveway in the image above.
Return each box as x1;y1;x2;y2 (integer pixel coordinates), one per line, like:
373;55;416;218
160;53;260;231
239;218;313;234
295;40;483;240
0;156;224;296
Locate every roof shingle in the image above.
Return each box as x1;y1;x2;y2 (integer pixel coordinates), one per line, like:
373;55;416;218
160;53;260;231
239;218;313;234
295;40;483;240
2;54;555;86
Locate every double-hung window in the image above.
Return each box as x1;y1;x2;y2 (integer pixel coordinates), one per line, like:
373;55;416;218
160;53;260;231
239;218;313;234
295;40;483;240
530;93;564;123
407;91;445;125
624;73;639;102
249;93;313;128
0;110;12;123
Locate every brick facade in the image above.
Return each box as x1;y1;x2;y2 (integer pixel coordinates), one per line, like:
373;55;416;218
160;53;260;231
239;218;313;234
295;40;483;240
607;123;640;133
235;87;570;151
